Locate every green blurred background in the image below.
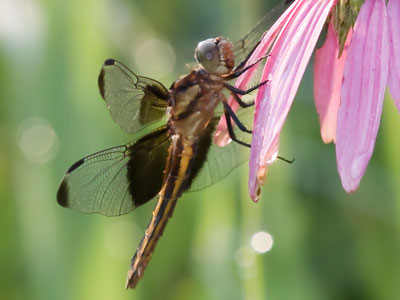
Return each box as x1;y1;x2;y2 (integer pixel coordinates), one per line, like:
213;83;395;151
1;0;400;299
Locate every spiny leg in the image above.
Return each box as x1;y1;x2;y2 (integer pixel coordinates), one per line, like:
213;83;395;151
229;91;254;108
223;79;269;108
277;156;295;163
223;103;295;163
223;103;251;148
222;109;296;163
223;54;269;80
232;40;261;72
224;80;268;95
222;101;252;134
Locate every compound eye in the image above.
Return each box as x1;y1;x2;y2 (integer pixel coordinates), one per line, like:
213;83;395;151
195;38;220;72
206;51;214;60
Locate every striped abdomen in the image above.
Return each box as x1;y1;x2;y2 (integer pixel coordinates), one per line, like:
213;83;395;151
126;135;197;288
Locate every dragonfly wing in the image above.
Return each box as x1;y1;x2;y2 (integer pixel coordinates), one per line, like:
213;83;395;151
186;108;253;192
233;0;293;64
232;0;294;92
98;59;169;134
57;126;171;216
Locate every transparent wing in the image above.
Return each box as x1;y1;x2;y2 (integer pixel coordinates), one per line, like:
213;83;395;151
57;127;171;216
98;59;169;134
186;107;253;191
188;135;249;191
233;0;294;65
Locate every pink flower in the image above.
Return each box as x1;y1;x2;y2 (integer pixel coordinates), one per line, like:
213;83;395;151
335;0;390;192
217;0;400;201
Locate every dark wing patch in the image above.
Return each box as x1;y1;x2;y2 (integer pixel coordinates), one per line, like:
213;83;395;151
104;58;114;66
56;126;171;216
57;179;69;207
126;127;171;206
98;59;169;134
67;158;84;174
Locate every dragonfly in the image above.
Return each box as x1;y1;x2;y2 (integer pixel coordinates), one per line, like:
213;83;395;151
56;0;293;289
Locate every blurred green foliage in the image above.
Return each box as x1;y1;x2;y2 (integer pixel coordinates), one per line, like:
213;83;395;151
1;0;400;299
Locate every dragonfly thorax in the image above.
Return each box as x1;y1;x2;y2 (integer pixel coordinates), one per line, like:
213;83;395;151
195;37;234;75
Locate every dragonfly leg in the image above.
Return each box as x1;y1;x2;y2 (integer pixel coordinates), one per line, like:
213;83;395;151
223;104;251;148
222;108;296;160
224;53;269;80
229;91;254;108
224;80;268;95
223;102;252;133
232;40;261;71
277;156;295;163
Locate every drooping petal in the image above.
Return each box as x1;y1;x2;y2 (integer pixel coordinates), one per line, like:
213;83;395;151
249;0;335;201
388;0;400;110
214;0;298;146
336;0;389;193
314;21;352;144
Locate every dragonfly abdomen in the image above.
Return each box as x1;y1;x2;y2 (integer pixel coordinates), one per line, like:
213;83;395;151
126;135;197;288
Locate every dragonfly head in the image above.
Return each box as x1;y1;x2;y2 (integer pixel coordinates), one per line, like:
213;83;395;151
195;37;234;75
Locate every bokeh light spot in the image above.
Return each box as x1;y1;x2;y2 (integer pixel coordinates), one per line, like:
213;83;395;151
17;117;59;164
251;231;273;253
0;0;45;53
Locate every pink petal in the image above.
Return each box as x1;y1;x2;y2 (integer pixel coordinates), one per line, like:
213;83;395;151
388;0;400;110
214;0;298;146
314;21;352;144
249;0;335;201
336;0;389;193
